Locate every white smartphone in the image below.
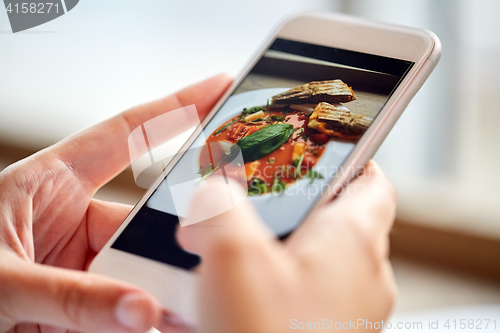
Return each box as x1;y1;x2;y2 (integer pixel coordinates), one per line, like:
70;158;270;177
89;12;441;325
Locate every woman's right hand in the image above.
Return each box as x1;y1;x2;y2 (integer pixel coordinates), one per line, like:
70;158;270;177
179;161;397;333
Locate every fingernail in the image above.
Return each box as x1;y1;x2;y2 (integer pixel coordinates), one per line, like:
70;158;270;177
116;292;152;330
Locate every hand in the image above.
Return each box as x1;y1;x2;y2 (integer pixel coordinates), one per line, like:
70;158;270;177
179;161;397;333
0;74;233;333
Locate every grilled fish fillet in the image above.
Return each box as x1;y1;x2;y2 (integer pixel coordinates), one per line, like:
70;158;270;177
271;80;356;104
308;102;372;139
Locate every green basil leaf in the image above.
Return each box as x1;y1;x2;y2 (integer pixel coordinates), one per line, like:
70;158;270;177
237;123;294;162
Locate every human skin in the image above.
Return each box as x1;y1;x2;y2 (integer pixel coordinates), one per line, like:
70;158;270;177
178;161;397;333
0;75;232;333
0;74;397;333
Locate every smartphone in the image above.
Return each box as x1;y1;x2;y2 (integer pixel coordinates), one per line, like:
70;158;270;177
89;12;441;324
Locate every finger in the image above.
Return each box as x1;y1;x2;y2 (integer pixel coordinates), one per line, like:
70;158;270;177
86;199;133;254
49;74;232;191
332;161;397;237
177;180;289;333
1;252;161;333
286;161;397;261
156;313;192;333
177;178;275;259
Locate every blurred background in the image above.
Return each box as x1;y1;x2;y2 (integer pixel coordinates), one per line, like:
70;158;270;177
1;0;499;329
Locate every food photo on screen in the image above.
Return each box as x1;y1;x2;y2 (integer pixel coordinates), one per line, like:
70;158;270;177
142;38;412;236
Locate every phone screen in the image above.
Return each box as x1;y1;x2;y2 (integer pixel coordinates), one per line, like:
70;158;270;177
112;38;414;270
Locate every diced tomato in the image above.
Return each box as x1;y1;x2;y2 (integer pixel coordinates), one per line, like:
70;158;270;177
228;123;249;141
302;153;317;169
309;133;329;144
245;126;260;137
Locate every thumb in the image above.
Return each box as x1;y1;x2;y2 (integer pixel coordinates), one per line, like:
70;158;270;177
177;178;274;260
1;252;161;333
177;179;289;333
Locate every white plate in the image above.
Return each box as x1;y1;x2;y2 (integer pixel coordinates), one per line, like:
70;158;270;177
147;88;355;235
